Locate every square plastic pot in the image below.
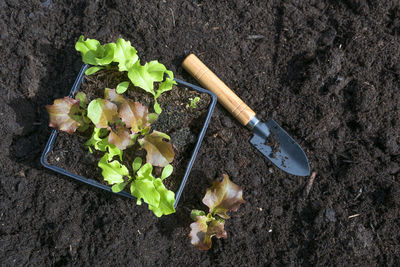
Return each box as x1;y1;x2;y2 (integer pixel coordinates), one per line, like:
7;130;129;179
41;64;217;208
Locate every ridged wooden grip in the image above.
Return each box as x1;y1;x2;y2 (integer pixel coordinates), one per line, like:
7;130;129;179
182;54;255;126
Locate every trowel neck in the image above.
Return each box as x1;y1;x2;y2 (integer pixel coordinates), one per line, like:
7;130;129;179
246;115;260;130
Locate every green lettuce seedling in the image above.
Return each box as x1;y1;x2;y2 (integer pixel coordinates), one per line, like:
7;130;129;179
75;36;177;114
189;96;200;108
99;156;176;217
190;174;246;250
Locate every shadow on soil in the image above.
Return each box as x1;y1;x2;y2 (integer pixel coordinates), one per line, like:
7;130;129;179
10;44;81;169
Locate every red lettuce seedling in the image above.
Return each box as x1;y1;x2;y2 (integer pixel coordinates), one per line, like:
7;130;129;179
119;99;150;134
203;173;246;219
138;131;175;167
190;174;245;250
85;89;174;166
46;95;89;134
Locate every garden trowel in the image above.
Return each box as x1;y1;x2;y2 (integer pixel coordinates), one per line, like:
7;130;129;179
182;54;310;176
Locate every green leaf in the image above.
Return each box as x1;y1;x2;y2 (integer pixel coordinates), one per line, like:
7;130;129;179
153;101;162;114
116;81;130;94
98;154;130;185
87;98;118;128
113;38;138;71
96;43;116;65
46;97;82;134
165;70;174;80
75;35;101;56
202;174;246;219
161;164;173;180
131;178;160;207
85;127;105;152
132;157;142;173
190;209;206;221
136;163;153;179
75;92;87;108
146;60;167;82
85;66;103;75
112;182;127;193
148;113;158;124
155;77;175;98
85;127;123;160
77;123;89;132
138;131;174;167
106;143;123;161
189;96;200;109
148;178;176;217
128;61;155;95
75;36;115;66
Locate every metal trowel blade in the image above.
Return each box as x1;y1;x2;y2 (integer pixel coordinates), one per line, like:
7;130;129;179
250;119;310;176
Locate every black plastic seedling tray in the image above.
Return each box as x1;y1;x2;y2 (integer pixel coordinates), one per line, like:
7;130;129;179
41;64;217;208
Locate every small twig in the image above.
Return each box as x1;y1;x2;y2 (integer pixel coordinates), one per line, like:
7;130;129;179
354;187;363;200
305;172;317;197
379;176;400;195
348;214;360;219
169;8;175;27
380;176;400;187
246;35;264;40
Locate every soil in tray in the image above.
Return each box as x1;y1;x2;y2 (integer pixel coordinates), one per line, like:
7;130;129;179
47;67;211;193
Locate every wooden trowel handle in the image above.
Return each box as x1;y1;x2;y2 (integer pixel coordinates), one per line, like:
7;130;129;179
182;54;255;126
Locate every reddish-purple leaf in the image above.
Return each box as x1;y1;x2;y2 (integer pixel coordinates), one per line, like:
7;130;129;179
119;100;150;133
138;131;174;167
202;174;246;219
87;98;118;128
104;88;125;107
107;125;132;150
189;215;227;250
46;97;82;134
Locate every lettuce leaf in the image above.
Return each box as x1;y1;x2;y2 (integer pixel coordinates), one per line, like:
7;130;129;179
74;92;87;108
127;61;155;95
85;127;123;161
75;35;115;69
116;81;130;94
104;88;126;107
108;124;132;150
138;131;174;167
119;100;150;134
131;177;160;206
87;98;118;128
113;38;138;72
98;154;130;185
46;97;82;134
189;213;227;250
155;70;176;98
148;178;176;217
130;164;175;217
202;174;246;219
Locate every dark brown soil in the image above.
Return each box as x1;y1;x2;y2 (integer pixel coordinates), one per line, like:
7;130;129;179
2;1;400;266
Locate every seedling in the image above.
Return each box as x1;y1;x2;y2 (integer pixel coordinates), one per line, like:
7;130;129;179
45;37;178;217
75;36;177;114
189;96;200;108
189;174;245;250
